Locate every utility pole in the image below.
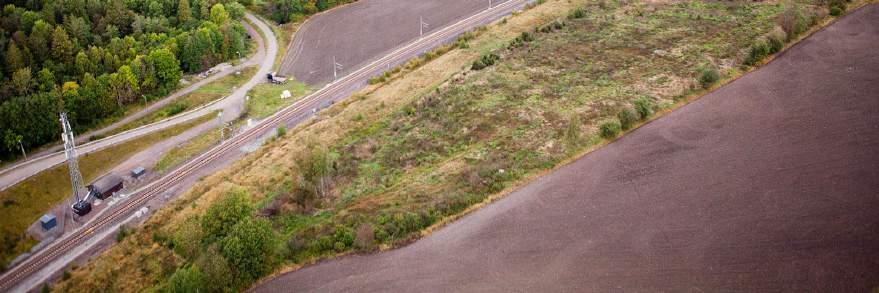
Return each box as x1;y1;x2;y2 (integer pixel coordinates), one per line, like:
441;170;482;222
60;113;86;213
17;138;25;160
333;56;343;80
217;111;224;142
420;16;429;38
489;0;492;9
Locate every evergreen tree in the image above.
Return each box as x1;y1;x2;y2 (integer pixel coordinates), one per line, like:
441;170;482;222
51;26;75;60
177;0;192;25
5;42;25;74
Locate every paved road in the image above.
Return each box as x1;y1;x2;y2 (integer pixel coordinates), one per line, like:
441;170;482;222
254;5;879;293
279;0;510;85
0;2;531;291
0;13;277;191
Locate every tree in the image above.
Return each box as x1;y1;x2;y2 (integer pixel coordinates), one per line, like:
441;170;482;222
220;217;275;282
147;48;182;90
210;3;228;24
51;26;75;60
107;65;139;106
167;265;204;293
3;130;23;155
201;188;254;242
36;68;55;92
5;42;25;74
11;67;32;95
28;20;52;64
75;51;91;76
177;0;192;25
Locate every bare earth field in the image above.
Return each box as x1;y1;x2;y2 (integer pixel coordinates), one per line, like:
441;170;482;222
278;0;505;85
255;4;879;292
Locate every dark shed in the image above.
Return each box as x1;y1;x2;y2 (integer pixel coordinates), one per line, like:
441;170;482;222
88;173;124;200
40;214;57;230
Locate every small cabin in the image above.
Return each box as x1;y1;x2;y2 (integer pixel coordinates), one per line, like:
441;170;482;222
40;214;57;231
89;173;124;200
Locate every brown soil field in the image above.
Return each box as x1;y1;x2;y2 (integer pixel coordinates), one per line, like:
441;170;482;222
255;4;879;292
278;0;505;85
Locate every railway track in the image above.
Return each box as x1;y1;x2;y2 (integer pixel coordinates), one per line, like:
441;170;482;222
0;1;528;291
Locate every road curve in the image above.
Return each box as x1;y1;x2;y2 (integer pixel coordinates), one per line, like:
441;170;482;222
254;5;879;292
0;13;277;192
0;2;530;291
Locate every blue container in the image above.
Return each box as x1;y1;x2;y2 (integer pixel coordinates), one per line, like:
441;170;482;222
40;214;57;231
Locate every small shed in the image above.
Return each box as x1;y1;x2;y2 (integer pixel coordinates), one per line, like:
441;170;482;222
40;214;57;231
89;173;124;200
131;167;146;179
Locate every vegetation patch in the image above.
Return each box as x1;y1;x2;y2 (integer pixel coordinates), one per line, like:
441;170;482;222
0;113;214;270
54;0;841;291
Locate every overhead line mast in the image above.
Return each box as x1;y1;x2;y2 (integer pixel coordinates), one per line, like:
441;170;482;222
61;112;90;216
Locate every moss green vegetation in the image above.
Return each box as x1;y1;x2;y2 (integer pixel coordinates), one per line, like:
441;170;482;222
0;113;214;270
245;81;311;119
54;0;844;291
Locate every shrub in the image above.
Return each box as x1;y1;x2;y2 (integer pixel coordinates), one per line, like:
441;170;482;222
276;125;286;138
220;218;276;282
201;189;254;243
829;6;842;16
354;223;375;250
617;108;640;130
633;97;655;120
698;66;720;89
167;265;204;292
568;8;587;19
599;120;622;139
744;38;771;66
767;27;787;53
472;53;500;70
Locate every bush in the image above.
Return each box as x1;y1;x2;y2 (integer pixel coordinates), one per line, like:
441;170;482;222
220;218;276;282
472;53;500;70
698;66;720;89
276;125;286;138
568;8;587;19
167;265;204;293
599;120;622;139
633;97;655;120
829;6;842;16
201;189;254;243
617;108;640;130
354;223;375;250
744;38;771;66
767;27;787;53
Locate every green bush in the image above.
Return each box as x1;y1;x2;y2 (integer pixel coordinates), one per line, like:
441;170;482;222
633;97;655;120
276;125;286;138
767;27;787;53
167;265;204;293
599;120;622;139
744;38;771;66
472;53;500;70
201;189;254;243
617;108;640;130
829;6;842;16
568;8;587;19
220;218;276;282
698;66;720;89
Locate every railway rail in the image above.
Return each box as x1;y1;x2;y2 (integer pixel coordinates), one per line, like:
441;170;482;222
0;1;528;291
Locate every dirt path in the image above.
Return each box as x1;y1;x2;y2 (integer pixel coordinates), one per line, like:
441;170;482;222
254;5;879;292
278;0;505;85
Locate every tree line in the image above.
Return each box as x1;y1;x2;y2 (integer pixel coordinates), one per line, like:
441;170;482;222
256;0;356;24
0;0;249;160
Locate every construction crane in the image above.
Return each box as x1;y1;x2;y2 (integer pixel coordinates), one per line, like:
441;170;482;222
60;113;91;216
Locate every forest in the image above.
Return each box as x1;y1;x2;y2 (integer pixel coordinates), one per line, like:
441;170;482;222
0;0;249;160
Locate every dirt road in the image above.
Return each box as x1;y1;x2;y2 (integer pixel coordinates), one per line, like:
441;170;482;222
279;0;506;85
254;5;879;292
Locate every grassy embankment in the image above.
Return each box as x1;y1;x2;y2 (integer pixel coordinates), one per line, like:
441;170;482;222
0;113;215;270
102;66;257;138
52;0;856;291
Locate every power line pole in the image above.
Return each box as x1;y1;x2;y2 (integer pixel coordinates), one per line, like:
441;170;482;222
420;16;429;38
489;0;492;9
217;111;224;142
333;56;343;80
60;112;85;208
17;138;25;160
